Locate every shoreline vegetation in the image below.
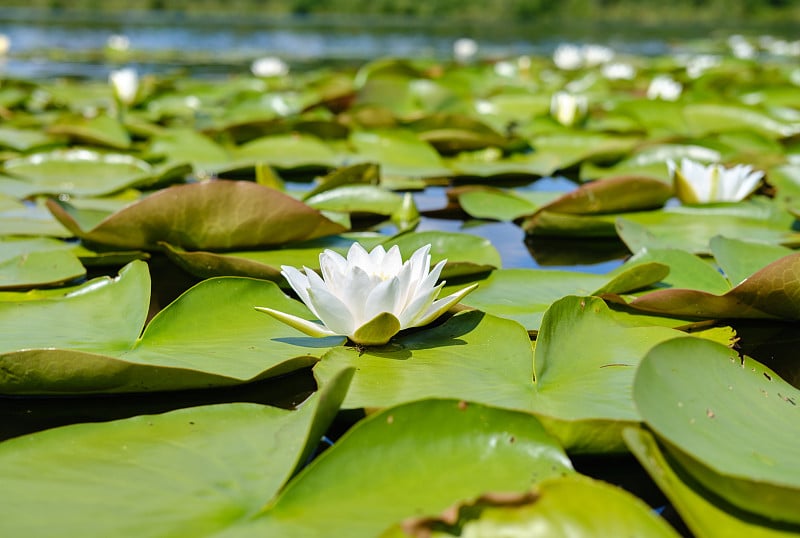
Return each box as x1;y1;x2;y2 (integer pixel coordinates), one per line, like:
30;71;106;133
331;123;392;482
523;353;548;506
1;1;799;28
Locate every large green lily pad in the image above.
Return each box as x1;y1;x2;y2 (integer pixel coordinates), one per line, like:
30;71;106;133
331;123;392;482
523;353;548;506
624;251;800;320
634;337;800;524
47;113;132;149
46;180;346;250
218;399;574;538
458;262;667;331
233;133;340;170
525;175;672;222
0;260;345;394
0;237;85;289
624;428;800;538
614;199;800;254
163;231;498;282
0;368;353;537
314;295;698;453
349;130;451;178
448;185;562;221
385;474;680;538
2;149;153;197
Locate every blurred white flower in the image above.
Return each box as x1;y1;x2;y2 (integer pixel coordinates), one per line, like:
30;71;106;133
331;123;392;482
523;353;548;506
0;34;10;56
251;56;289;77
727;35;756;59
647;75;682;101
474;99;495;115
109;67;139;105
553;44;583;70
684;54;720;78
453;37;478;63
583;44;614;66
256;243;478;346
602;62;635;80
493;60;517;78
550;91;588;127
184;95;201;110
553;43;615;71
668;158;764;204
106;34;130;52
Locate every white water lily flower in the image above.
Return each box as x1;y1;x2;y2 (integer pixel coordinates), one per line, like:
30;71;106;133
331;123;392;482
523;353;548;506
553;44;583;70
668;158;764;204
0;34;10;56
601;62;635;80
647;75;682;101
109;67;138;105
251;56;289;77
106;34;130;52
256;243;478;346
453;37;478;63
550;91;588;127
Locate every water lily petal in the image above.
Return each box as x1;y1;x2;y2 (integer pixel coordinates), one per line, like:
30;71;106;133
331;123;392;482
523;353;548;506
406;244;432;286
729;165;763;200
363;276;402;322
410;282;479;328
347;242;374;271
337;266;374;325
308;285;356;336
280;265;314;311
367;244;388;268
254;307;338;338
318;249;348;291
415;258;447;295
398;282;442;327
380;245;404;277
351;312;402;346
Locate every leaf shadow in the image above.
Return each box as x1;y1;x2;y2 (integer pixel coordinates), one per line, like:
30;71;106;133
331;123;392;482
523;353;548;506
272;335;346;348
367;310;486;360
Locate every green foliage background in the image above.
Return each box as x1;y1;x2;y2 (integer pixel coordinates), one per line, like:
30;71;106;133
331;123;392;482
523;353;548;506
2;0;799;24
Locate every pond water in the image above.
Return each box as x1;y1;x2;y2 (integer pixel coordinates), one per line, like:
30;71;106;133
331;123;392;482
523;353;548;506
2;7;795;79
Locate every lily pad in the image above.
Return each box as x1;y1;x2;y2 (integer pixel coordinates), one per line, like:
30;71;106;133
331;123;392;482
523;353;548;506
580;144;721;182
682;103;798;139
46;180;346;251
233;133;340;170
625;251;800;320
349;130;451;179
620;247;731;294
314;295;696;453
0;260;345;394
459;262;667;331
163;231;497;282
448;185;559;221
147;128;232;176
2;149;153;197
0;196;71;237
0;237;85;289
709;235;795;287
304;184;404;216
614;201;800;254
634;337;800;524
539;175;672;215
386;474;680;538
528;132;641;172
625;427;800;538
382;230;501;279
218;399;573;538
0;126;62;152
47;113;131;149
0;368;353;537
530;296;688;452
